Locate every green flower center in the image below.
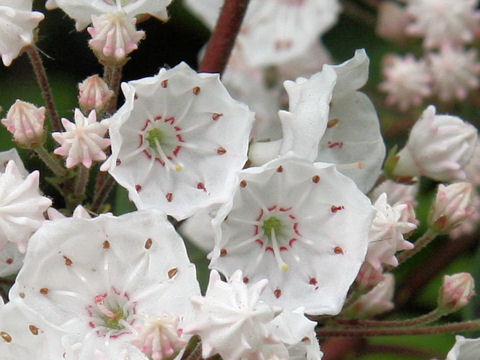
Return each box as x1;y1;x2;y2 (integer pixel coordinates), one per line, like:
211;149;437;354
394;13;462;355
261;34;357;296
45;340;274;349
146;128;165;148
101;306;127;330
262;216;284;239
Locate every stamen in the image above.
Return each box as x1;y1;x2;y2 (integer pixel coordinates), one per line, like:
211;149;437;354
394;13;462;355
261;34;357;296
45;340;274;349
336;161;364;170
154;139;183;172
270;229;289;271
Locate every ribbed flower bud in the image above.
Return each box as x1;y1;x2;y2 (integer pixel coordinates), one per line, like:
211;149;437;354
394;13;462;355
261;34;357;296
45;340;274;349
429;182;474;233
78;75;113;114
438;273;475;313
393;105;477;181
1;100;45;149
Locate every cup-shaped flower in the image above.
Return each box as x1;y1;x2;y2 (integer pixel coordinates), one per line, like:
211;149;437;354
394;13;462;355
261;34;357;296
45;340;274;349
105;62;253;220
0;1;44;66
88;12;145;65
210;155;374;315
53;109;110;168
0;299;66;360
446;335;480;360
347;273;395;318
1;100;45;149
365;193;417;270
78;75;114;114
0;160;51;253
393;105;478;181
10;209;200;360
429;182;474;233
46;0;172;31
184;270;284;360
438;273;475;313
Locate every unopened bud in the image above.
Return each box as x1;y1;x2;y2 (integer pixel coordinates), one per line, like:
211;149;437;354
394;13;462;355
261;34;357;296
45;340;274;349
429;182;474;233
348;274;395;318
438;273;475;313
78;75;114;114
355;262;385;291
1;100;45;149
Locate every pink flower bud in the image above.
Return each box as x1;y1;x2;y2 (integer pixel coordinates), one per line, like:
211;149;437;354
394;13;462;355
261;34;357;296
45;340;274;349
438;273;475;312
376;2;410;42
1;100;45;148
78;75;114;114
429;182;474;233
355;262;385;291
348;274;395;318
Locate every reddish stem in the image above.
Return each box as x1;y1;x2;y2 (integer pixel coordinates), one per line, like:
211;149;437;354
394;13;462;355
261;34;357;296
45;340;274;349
199;0;250;74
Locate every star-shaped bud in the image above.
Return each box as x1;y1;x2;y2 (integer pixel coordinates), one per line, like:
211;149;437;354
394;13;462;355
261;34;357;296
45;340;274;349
46;0;172;31
0;160;51;253
0;1;44;66
88;12;145;64
78;75;114;114
10;209;200;360
438;273;475;313
53;109;110;168
184;270;284;360
365;193;417;270
210;155;374;315
1;100;46;149
393;105;478;181
105;62;253;220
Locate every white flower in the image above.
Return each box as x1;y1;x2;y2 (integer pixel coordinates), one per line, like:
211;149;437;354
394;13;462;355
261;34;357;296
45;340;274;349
106;62;253;220
370;179;419;206
1;100;45;148
0;1;44;66
88;12;145;64
394;105;478;181
78;75;114;114
53;109;110;168
0;148;27;175
10;209;200;360
379;54;432;110
366;193;416;270
406;0;480;48
0;299;66;360
0;243;23;277
0;160;51;253
210;155;374;315
185;0;341;67
184;270;284;360
446;335;480;360
428;46;480;101
46;0;172;31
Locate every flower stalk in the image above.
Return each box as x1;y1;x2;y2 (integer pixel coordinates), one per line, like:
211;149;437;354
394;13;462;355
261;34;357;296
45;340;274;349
33;145;67;177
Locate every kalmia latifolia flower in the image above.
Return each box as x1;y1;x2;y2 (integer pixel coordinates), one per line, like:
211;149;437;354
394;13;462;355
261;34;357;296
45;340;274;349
393;105;478;181
446;335;480;360
0;160;51;253
105;62;253;220
78;75;114;114
46;0;172;31
185;0;341;67
438;273;475;313
379;54;431;110
9;210;200;360
0;1;44;66
1;100;46;149
210;155;374;315
406;0;480;48
53;109;111;168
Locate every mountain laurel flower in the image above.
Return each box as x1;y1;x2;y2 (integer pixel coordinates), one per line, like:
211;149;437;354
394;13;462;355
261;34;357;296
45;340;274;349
0;243;24;277
184;270;285;360
46;0;172;31
1;100;46;149
78;75;114;114
10;210;200;360
446;335;480;360
393;105;478;181
53;109;111;168
210;155;374;315
0;1;44;66
379;54;432;110
429;182;474;233
450;192;480;239
0;160;51;253
347;274;395;318
406;0;480;48
88;12;145;64
105;62;253;221
428;46;480;101
438;273;475;313
365;193;417;270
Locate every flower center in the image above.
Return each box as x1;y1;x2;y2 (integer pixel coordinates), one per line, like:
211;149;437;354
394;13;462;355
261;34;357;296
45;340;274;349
146;128;165;148
262;216;284;239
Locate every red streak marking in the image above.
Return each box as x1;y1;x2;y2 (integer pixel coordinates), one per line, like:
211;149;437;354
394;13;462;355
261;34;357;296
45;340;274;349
256;239;264;246
327;118;339;128
166;193;173;202
293;223;302;236
328;141;343;149
268;205;277;211
141;119;151;131
280;246;287;251
174;126;181;131
212;113;223;120
154;115;162;121
279;207;291;212
254;225;259;235
256;209;264;221
165;117;175;124
289;214;296;220
331;205;345;213
142;149;152;159
176;134;185;142
161;80;168;88
139;134;144;146
173;146;182;156
266;246;274;252
155;157;165;166
89;322;95;328
289;238;297;247
217;147;227;155
309;278;317;285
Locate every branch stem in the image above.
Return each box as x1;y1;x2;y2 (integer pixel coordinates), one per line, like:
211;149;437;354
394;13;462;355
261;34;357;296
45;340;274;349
33;145;67;177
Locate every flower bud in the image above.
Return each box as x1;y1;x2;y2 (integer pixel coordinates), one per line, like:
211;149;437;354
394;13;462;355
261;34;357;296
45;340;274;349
1;100;45;149
88;12;145;65
393;105;478;181
348;274;395;318
429;182;474;233
438;273;475;313
78;75;114;114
